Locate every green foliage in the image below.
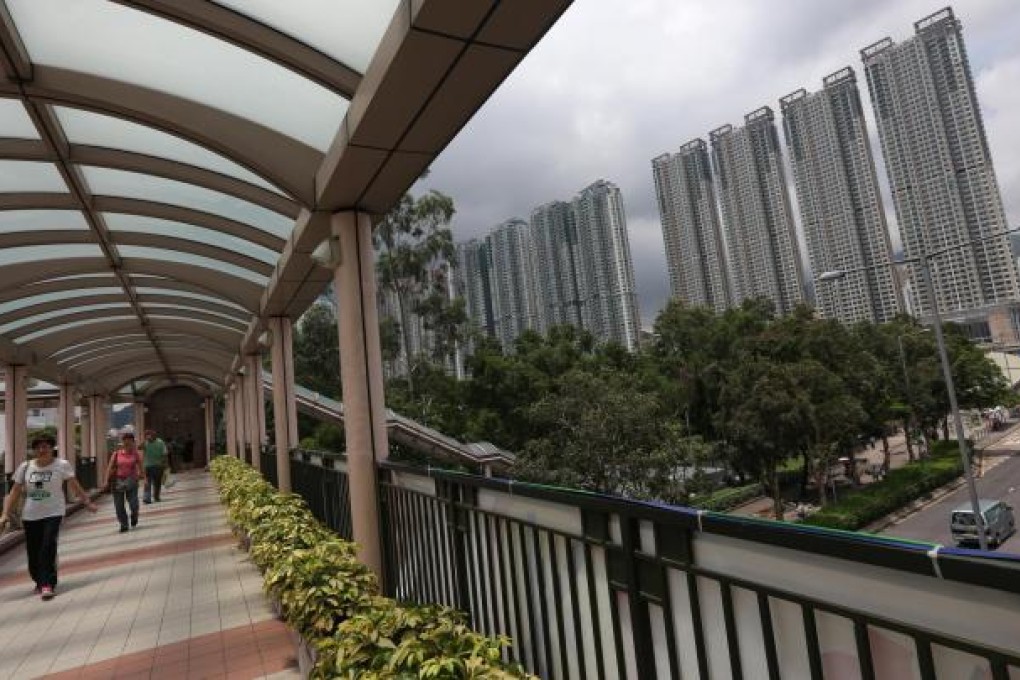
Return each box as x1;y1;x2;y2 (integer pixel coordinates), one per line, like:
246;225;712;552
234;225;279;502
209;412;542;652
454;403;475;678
209;457;528;679
295;302;341;399
803;441;964;530
689;483;763;512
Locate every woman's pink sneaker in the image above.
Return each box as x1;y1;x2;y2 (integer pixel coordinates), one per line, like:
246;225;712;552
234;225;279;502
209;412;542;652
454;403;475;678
40;586;54;600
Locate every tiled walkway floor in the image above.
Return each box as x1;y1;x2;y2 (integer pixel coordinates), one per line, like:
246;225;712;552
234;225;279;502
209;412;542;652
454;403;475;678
0;471;300;679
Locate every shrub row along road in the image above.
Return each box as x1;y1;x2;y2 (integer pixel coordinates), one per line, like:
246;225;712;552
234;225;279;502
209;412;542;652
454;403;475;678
880;441;1020;553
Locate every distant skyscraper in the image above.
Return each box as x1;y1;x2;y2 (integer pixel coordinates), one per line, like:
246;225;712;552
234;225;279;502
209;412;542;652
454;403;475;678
530;200;585;331
711;107;805;315
485;219;538;350
652;140;732;312
862;7;1019;318
572;180;642;351
455;238;495;341
781;67;902;324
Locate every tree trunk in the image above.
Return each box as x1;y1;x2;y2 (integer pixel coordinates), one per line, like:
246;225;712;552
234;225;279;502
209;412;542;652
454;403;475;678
904;418;915;462
799;449;810;497
394;288;415;399
942;417;950;442
770;466;783;521
881;434;891;474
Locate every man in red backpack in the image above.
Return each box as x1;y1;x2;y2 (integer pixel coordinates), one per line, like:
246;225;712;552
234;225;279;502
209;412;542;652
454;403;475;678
106;431;144;533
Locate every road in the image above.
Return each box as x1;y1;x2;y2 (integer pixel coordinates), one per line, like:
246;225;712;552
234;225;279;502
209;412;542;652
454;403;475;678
881;440;1020;553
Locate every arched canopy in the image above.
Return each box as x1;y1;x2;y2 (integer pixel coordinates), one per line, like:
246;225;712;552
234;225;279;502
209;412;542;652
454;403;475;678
0;0;572;394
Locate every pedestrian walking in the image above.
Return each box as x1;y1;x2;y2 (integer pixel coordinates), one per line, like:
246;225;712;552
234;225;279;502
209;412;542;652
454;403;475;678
0;434;97;600
142;429;168;504
106;431;144;533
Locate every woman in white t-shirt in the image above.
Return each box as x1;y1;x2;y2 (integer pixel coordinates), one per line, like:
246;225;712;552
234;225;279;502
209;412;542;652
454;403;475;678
0;434;96;600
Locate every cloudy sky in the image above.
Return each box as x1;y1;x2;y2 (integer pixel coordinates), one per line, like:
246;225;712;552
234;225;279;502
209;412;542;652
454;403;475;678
417;0;1020;327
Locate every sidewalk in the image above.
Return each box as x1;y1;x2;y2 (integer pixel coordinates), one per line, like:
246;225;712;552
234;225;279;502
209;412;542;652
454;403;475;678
0;471;299;679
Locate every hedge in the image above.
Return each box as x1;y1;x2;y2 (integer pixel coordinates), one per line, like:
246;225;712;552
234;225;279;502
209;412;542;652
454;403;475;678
690;483;763;511
209;456;534;679
803;441;964;531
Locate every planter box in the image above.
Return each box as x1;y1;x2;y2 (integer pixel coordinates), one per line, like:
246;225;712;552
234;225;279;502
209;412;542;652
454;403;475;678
288;628;317;679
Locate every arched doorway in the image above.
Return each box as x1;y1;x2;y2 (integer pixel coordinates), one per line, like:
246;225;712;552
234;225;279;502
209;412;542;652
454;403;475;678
146;386;206;470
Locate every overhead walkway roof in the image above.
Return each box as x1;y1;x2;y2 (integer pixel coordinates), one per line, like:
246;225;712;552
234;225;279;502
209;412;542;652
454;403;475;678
0;0;570;395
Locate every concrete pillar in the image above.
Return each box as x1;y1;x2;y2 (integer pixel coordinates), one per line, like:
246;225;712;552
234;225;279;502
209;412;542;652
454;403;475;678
133;400;145;438
204;396;214;461
58;384;76;469
233;379;247;460
333;211;390;581
90;396;109;482
80;401;92;461
245;355;263;471
268;317;298;492
3;364;28;472
225;391;236;458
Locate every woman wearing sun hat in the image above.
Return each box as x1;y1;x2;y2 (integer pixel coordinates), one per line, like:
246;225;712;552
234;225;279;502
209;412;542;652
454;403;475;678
0;433;97;600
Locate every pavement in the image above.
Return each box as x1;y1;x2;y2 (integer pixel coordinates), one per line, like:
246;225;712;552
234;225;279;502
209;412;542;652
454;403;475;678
880;428;1020;553
0;471;300;679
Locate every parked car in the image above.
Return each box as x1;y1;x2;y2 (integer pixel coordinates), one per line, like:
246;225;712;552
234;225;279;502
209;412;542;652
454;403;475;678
950;499;1016;548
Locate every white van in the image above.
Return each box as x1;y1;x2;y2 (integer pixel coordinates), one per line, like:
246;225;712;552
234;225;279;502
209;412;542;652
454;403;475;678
950;500;1015;548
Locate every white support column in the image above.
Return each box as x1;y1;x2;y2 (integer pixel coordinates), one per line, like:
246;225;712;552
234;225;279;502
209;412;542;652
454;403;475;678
58;384;76;468
333;211;390;581
204;396;214;462
269;316;298;492
3;364;28;472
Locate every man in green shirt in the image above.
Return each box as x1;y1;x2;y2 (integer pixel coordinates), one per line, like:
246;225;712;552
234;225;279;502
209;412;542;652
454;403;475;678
142;429;168;504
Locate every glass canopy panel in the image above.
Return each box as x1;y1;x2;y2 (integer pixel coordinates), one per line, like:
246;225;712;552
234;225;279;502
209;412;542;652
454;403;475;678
147;315;244;335
0;98;40;138
0;160;68;192
82;167;291;237
104;213;278;265
118;245;268;285
55;107;285;195
8;0;348;151
0;302;131;336
135;287;248;313
16;315;138;344
212;0;401;74
143;302;247;325
0;244;103;266
0;210;88;233
0;287;123;316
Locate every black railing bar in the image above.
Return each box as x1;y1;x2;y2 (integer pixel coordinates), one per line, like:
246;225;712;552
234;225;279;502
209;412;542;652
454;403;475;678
680;562;1020;666
378;460;1020;593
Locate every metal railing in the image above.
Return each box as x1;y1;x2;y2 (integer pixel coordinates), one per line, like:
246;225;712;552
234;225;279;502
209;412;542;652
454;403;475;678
284;449;1020;679
259;445;277;489
75;457;98;491
290;449;352;541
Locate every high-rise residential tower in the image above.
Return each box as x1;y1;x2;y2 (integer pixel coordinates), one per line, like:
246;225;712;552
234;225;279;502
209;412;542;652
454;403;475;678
572;180;642;351
711;107;805;315
862;7;1019;319
781;67;902;324
652;140;732;312
455;238;496;341
530;200;585;331
485;218;538;350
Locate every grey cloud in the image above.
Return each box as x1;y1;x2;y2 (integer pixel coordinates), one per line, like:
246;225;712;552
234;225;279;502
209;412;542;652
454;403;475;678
418;0;1020;327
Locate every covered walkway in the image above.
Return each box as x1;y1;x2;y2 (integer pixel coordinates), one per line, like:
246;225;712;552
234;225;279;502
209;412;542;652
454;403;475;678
0;471;298;680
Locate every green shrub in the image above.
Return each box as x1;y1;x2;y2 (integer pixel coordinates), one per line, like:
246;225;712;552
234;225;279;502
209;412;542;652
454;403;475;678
690;483;763;511
804;444;963;531
208;456;533;679
313;597;531;680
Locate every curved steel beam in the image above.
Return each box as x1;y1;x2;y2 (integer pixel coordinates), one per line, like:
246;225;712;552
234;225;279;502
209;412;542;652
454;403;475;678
0;258;261;311
106;369;221;396
59;338;234;367
0;137;298;216
100;365;224;394
70;346;227;375
3;66;320;204
7;305;245;342
0;290;249;327
110;0;361;99
28;317;242;357
0;194;287;251
50;332;234;361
